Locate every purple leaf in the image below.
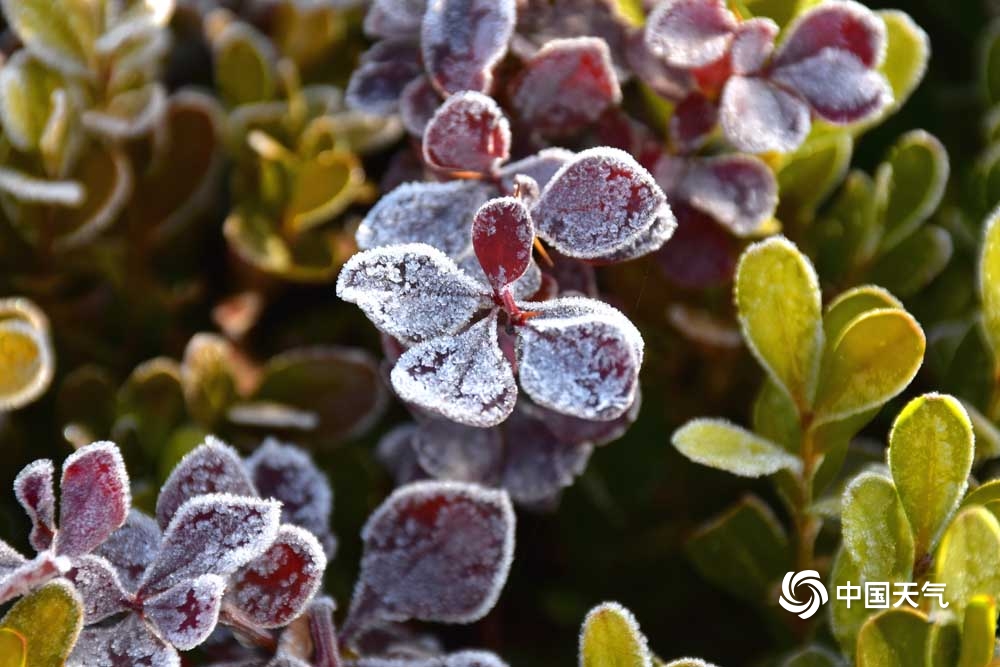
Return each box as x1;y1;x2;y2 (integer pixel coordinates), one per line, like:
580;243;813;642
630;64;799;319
377;424;428;486
0;539;26;577
625;30;692;101
669;154;777;235
730;17;777;75
56;441;131;558
512;0;631;70
498;148;575;194
591;206;676;263
656;202;739;288
669;93;718;154
400;75;442;137
719;76;810;154
354;651;509;667
156;436;257;529
225;525;326;628
69;615;177;667
516;297;643;421
356;180;495;258
345;481;514;636
422;92;511;174
644;0;737;68
67;555;130;623
413;419;503;485
533;147;668;259
391;312;517;427
346;42;423;116
364;0;427;39
472;197;535;294
336;244;491;345
138;494;281;596
244;439;336;557
144;574;225;650
14;459;56;552
771;49;891;124
773;0;886;69
421;0;516;95
509;37;621;136
97;510;162;592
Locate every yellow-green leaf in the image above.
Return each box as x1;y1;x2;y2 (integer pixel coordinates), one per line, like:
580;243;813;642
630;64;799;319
877;130;949;252
831;547;874;654
0;52;65;153
841;472;914;582
0;298;54;412
870;226;953;299
752;378;802;453
735;237;824;409
957;595;996;667
672;418;802;478
286;150;367;234
214;23;276;107
979;205;1000;363
181;333;238;428
813;308;925;424
878;11;930;112
982;21;1000;108
962;480;1000;509
856;608;930;667
935;506;1000;618
823;285;902;343
0;628;26;667
927;620;961;667
777;132;853;223
579;602;651;667
0;580;83;667
0;0;96;77
888;394;974;557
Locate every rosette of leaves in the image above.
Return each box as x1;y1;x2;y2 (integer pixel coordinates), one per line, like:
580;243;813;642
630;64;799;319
0;297;55;412
578;602;716;667
670;237;925;630
809;130;952;298
212;18;399;282
0;0;177;252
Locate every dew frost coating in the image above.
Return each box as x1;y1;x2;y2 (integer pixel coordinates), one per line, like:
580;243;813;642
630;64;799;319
69;614;180;667
348;481;515;629
423;92;511;174
354;650;510;667
421;0;516;95
14;458;56;551
67;555;129;623
56;442;131;558
97;510;162;592
143;574;225;650
533;148;668;259
645;0;737;68
471;197;534;293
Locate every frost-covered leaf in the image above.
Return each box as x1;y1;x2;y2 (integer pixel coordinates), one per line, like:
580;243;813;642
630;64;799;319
56;441;131;558
813;309;925;424
144;574;225;650
138;494;281;595
669;94;717;155
877;130;949;252
533;148;667;259
774;1;887;70
719;76;811;154
345;481;514;635
579;602;651;667
412;419;503;486
644;0;737;68
878;10;929;112
472;197;534;294
499;148;575;194
656;204;739;288
0;298;55;412
421;0;516;95
0;540;26;579
730;18;777;75
0;0;94;77
856;608;930;667
346;42;423;115
337;244;490;345
735;237;823;409
510;37;621;136
14;460;55;552
97;510;162;592
2;581;83;667
364;0;427;39
423;92;510;174
935;507;1000;618
354;651;508;667
517;300;642;422
672;418;801;477
400;75;442;137
392;313;517;427
888;394;973;557
593;206;677;263
771;49;891;124
625;31;692;101
225;525;326;628
672;155;778;236
156;436;256;529
68;615;177;667
244;439;336;557
841;473;914;582
357;181;494;258
66;555;130;624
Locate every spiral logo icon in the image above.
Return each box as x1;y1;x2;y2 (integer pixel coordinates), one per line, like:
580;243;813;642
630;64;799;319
778;570;828;619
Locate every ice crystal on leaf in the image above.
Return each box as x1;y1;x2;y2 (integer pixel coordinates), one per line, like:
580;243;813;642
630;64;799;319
96;510;162;592
423;92;511;175
143;574;226;650
472;198;534;293
69;614;180;667
67;555;130;623
14;459;56;552
646;0;738;69
421;0;516;95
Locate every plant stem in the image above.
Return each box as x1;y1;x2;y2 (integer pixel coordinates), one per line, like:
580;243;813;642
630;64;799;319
794;421;821;574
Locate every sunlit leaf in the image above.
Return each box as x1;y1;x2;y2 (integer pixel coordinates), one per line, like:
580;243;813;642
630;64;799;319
579;602;651;667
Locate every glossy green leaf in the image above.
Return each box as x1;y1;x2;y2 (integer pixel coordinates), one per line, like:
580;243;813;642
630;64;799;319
856;608;930;667
579;602;651;667
878;11;930;112
877;131;949;252
672;419;802;477
735;237;824;409
0;629;26;667
0;581;83;667
935;506;1000;617
813;308;925;424
685;496;791;603
214;23;276;107
888;394;974;557
957;595;996;667
870;226;953;298
841;473;914;582
979;204;1000;363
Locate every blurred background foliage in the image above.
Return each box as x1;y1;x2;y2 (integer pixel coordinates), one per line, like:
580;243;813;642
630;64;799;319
0;0;998;665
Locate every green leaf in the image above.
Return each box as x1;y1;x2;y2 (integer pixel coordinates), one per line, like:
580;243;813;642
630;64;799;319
927;621;961;667
856;608;930;667
685;496;792;603
979;204;1000;364
777;132;853;223
811;171;877;286
579;602;651;667
286;150;367;234
214;23;276;107
813;308;925;424
181;333;238;428
962;480;1000;509
780;646;842;667
877;131;950;252
752;378;802;453
115;357;186;461
982;21;1000;108
957;595;996;667
963;401;1000;463
0;52;65;153
223;208;344;283
672;419;802;477
870;226;953;298
0;298;54;411
888;393;974;556
0;581;83;667
935;506;1000;618
823;286;902;343
878;11;930;113
0;629;26;667
841;472;914;582
0;0;96;77
663;661;718;667
831;547;874;654
735;237;824;409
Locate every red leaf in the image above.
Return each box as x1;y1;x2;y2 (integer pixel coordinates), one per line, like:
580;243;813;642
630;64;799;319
14;459;56;552
644;0;737;68
423;91;511;174
656;202;739;288
472;197;534;294
669;93;718;154
56;442;131;558
96;510;161;592
143;575;225;650
774;0;886;69
67;555;131;624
